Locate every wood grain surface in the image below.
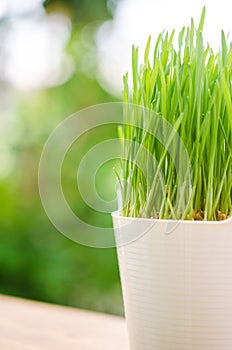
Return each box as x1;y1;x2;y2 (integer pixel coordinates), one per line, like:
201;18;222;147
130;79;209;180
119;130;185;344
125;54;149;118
0;295;129;350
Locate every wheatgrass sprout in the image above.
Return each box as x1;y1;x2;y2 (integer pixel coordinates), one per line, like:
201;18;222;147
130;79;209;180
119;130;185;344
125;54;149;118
121;7;232;220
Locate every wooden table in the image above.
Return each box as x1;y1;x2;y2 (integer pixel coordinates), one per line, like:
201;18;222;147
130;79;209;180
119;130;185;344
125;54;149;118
0;295;130;349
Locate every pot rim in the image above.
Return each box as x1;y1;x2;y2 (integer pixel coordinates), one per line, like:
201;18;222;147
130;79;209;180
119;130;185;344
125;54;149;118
111;211;232;226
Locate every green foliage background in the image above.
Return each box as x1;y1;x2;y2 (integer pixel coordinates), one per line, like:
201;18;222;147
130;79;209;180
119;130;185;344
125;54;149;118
0;0;123;315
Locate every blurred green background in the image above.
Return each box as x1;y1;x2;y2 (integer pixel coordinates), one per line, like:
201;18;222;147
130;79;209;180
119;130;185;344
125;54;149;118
0;0;124;315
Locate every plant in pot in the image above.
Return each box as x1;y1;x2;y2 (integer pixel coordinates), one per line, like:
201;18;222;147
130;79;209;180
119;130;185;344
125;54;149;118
112;7;232;350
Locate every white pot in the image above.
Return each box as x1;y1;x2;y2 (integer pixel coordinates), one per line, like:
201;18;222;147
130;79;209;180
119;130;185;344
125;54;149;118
112;213;232;350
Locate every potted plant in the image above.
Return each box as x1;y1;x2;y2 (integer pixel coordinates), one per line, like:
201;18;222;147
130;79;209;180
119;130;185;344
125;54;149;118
112;7;232;349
